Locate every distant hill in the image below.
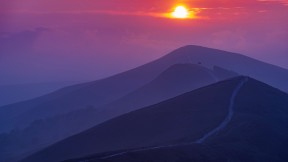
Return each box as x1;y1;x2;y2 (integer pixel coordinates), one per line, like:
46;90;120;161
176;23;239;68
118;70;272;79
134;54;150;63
2;45;288;161
97;63;237;121
0;63;235;162
0;82;78;107
1;45;287;133
22;76;288;162
165;45;288;91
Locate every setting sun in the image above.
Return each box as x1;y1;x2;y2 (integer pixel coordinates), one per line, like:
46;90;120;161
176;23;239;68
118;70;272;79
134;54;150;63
172;6;190;19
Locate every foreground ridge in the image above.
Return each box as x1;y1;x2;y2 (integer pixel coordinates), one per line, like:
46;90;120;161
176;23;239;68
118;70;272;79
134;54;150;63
98;77;249;160
196;77;248;143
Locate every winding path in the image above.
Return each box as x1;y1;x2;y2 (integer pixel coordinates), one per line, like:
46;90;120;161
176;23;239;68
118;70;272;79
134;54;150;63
98;77;249;160
195;77;248;143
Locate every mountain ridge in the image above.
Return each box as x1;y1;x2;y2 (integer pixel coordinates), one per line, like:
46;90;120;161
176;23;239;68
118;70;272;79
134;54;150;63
1;45;288;162
1;45;288;133
22;76;288;162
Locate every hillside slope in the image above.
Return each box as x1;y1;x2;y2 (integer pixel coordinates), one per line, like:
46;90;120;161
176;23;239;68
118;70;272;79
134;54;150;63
63;77;288;162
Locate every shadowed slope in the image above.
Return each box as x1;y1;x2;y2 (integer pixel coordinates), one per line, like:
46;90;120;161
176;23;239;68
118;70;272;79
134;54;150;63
166;45;288;91
22;77;264;162
0;63;235;162
97;63;232;120
63;77;288;162
1;45;287;133
2;45;288;162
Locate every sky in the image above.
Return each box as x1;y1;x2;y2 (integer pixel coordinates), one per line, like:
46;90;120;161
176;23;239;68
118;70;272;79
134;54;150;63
0;0;287;84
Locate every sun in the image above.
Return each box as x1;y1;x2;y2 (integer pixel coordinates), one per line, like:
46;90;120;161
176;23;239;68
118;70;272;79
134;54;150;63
172;6;190;19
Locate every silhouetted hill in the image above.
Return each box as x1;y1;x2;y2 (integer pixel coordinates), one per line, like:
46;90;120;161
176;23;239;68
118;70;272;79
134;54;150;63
213;65;238;80
2;45;286;131
2;45;288;161
22;76;288;162
166;45;288;91
0;82;78;107
0;52;172;133
0;63;235;162
1;45;287;133
88;77;288;162
108;64;221;108
98;63;236;119
63;144;228;162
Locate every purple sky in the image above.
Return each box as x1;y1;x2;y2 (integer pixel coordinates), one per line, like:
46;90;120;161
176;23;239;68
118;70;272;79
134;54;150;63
0;0;287;84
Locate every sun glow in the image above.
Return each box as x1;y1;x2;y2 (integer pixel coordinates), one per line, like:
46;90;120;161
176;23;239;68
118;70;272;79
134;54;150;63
171;6;191;19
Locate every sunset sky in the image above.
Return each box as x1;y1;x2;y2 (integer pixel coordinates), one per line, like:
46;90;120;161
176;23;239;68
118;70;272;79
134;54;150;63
0;0;287;84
